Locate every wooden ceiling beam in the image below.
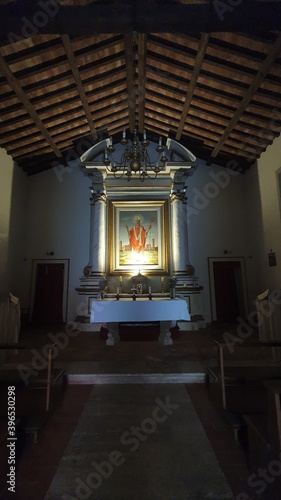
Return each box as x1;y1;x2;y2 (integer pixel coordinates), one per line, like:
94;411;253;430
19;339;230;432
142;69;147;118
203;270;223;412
176;33;209;140
137;33;147;134
0;1;281;40
211;33;281;160
0;55;62;157
123;33;136;133
61;34;98;140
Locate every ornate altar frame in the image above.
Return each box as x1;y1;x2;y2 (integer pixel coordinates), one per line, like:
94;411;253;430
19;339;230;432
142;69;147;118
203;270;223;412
108;199;170;274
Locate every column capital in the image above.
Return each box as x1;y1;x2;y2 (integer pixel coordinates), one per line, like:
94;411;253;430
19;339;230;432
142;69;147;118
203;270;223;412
90;190;107;204
170;190;187;204
89;171;107;204
170;171;188;204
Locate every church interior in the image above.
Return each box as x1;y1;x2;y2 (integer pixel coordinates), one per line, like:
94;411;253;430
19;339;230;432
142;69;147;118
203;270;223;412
1;0;281;498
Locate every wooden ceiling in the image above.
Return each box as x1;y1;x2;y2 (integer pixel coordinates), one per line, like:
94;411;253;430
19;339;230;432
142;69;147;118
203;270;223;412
0;0;281;175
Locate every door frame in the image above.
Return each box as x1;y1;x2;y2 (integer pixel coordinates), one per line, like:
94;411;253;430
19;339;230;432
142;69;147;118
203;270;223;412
208;257;249;321
29;259;69;323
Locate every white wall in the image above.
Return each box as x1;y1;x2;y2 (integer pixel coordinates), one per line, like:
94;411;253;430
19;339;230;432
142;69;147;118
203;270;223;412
0;148;28;297
24;162;91;321
187;160;251;323
245;134;281;295
0;148;14;293
186;134;281;324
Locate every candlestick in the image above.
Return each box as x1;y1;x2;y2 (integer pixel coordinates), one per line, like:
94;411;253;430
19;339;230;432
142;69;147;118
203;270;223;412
120;275;122;283
148;286;151;294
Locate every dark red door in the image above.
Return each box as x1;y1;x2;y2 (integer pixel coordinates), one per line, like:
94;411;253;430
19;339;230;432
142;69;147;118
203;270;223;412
32;263;65;324
213;261;242;322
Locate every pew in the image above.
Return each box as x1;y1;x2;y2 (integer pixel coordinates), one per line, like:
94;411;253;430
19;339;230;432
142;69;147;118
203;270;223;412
207;340;281;414
0;344;66;442
244;384;281;471
207;340;281;445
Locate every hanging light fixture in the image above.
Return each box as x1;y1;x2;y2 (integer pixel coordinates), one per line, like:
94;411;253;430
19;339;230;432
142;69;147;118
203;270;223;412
103;128;168;181
80;129;196;181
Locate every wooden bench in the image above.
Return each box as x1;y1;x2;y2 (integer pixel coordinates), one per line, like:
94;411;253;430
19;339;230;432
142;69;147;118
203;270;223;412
244;385;281;470
207;341;281;413
0;344;66;442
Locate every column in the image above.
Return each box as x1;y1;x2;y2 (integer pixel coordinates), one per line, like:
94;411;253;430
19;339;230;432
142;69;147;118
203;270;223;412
89;192;107;275
85;171;107;276
170;192;189;275
169;174;205;330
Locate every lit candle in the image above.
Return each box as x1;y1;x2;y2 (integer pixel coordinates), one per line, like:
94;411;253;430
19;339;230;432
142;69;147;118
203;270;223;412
161;276;164;283
159;136;162;146
117;287;120;294
120;275;122;283
149;286;151;294
123;128;126;139
143;129;147;140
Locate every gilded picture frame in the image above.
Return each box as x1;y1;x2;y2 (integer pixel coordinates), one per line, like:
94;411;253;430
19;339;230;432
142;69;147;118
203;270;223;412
108;200;169;274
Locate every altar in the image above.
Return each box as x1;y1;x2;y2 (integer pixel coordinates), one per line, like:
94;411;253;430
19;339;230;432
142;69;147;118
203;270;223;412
90;298;190;345
76;159;206;332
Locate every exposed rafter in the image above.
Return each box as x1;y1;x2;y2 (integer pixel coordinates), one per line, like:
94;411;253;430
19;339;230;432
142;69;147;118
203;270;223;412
124;32;136;133
210;32;281;161
176;33;209;141
137;33;147;134
0;1;281;175
61;34;98;140
0;54;62;158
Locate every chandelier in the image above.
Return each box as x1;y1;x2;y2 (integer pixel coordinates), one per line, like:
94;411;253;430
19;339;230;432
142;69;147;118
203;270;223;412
103;128;168;181
80;129;196;181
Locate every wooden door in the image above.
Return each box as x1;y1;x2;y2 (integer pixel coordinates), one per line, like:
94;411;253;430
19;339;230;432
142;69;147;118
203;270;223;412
32;263;65;324
213;261;243;322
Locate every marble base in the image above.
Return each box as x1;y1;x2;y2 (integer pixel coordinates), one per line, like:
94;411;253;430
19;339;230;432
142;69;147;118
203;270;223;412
158;320;175;345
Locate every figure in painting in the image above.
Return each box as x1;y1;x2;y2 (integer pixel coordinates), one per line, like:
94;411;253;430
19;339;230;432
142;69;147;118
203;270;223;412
126;215;153;262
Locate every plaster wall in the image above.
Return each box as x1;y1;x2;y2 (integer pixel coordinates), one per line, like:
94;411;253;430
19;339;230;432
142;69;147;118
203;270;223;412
0;148;27;299
244;134;281;297
23;163;90;321
187;161;251;323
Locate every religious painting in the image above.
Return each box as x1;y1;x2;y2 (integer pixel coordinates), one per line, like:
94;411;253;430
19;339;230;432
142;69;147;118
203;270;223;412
108;200;169;273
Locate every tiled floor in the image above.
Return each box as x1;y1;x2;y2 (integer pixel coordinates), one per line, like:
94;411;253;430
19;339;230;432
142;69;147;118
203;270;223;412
2;323;281;499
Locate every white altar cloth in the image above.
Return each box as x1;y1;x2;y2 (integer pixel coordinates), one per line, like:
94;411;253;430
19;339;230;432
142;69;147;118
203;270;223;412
90;299;190;345
90;298;190;323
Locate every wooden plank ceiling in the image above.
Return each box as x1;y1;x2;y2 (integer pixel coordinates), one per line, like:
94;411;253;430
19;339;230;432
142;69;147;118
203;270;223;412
0;0;281;175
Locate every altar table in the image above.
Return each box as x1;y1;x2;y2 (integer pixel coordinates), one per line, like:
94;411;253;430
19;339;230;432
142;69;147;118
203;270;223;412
90;298;190;345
